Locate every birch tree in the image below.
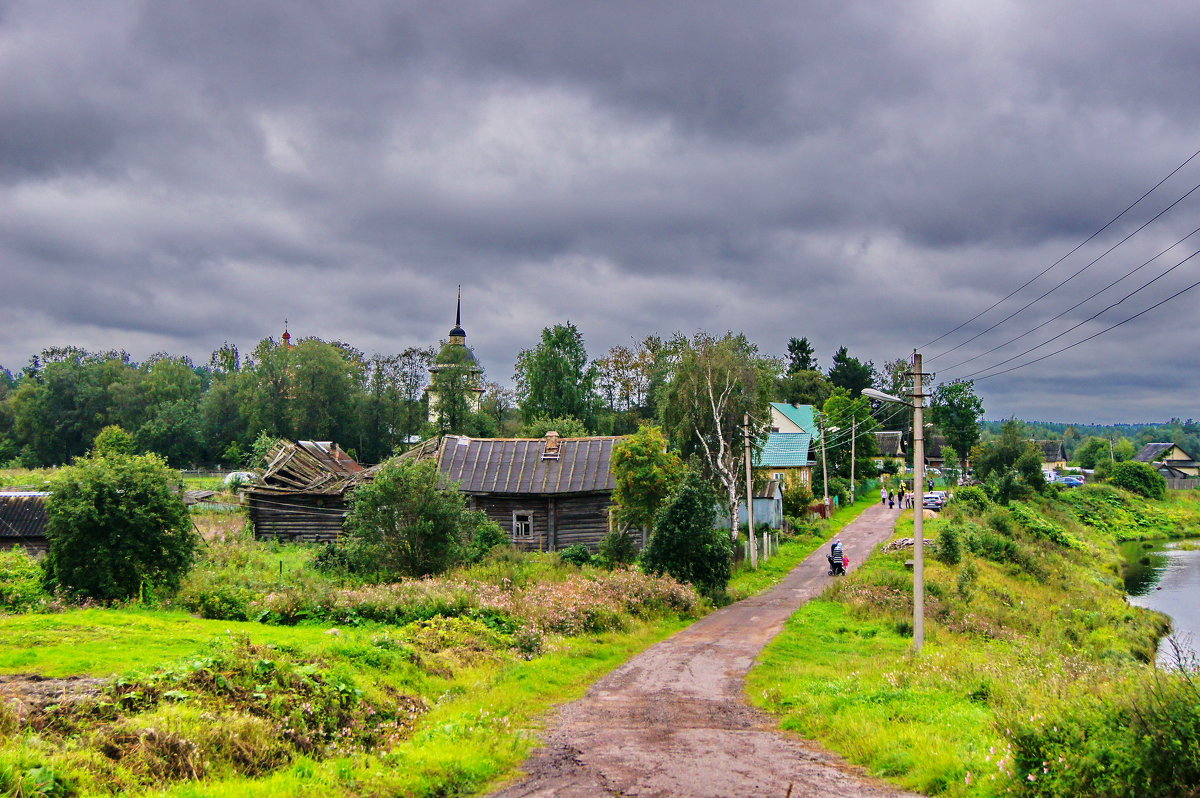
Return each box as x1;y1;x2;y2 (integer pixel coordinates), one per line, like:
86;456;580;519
657;332;776;535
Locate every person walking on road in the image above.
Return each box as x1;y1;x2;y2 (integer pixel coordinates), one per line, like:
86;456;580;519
880;486;888;505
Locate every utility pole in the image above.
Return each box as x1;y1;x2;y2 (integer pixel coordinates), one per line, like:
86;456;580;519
743;412;757;568
820;417;830;518
849;417;857;505
911;350;926;654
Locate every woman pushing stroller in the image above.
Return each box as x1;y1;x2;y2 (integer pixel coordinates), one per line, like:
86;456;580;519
827;538;847;575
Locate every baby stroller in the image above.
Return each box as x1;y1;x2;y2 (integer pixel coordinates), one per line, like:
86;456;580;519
827;549;847;576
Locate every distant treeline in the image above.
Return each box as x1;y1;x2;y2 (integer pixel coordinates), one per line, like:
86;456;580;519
0;332;896;471
980;419;1200;463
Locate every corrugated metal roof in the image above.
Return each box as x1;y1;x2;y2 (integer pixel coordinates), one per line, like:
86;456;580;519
437;435;621;494
770;403;818;434
755;432;813;468
0;492;49;539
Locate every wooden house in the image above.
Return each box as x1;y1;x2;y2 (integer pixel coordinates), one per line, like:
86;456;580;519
873;431;906;470
412;432;625;552
769;402;818;435
1032;440;1068;471
1134;442;1200;478
754;432;814;490
244;441;376;543
0;492;50;554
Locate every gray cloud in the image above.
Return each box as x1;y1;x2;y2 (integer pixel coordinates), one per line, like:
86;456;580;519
2;0;1199;421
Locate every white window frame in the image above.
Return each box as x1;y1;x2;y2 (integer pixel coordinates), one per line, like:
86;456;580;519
512;511;534;540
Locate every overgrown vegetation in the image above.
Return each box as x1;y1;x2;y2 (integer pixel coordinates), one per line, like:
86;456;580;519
749;483;1199;797
0;531;702;797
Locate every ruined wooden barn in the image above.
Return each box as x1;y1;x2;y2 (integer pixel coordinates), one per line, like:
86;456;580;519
406;432;626;552
0;491;50;554
243;441;376;543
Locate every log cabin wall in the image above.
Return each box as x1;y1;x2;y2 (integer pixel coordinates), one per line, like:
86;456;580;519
471;492;615;552
246;492;348;544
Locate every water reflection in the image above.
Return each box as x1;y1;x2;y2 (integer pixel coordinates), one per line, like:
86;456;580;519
1121;540;1200;664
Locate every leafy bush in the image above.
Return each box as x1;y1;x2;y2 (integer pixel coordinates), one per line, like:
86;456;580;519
1005;660;1200;797
1009;503;1073;547
343;459;493;579
936;526;962;565
641;470;733;596
1108;460;1167;500
0;547;49;613
597;528;639;567
466;520;511;564
558;544;593;567
782;481;814;518
953;485;990;515
45;450;198;601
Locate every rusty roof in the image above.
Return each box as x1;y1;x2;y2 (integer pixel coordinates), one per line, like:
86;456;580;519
0;492;49;539
436;435;622;494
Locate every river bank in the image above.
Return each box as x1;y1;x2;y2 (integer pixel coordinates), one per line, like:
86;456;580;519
749;484;1200;797
1122;538;1200;665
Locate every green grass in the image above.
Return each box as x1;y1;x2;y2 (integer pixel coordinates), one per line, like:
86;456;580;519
727;491;878;599
747;486;1197;797
0;609;339;678
0;467;55;489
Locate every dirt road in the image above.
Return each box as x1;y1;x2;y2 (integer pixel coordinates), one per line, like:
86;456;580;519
487;503;919;798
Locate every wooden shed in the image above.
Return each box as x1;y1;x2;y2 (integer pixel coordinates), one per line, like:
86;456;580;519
412;432;626;552
0;492;50;555
243;441;377;543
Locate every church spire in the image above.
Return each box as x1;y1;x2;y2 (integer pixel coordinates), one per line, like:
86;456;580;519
449;285;466;342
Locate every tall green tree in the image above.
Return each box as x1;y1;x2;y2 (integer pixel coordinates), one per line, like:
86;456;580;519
827;346;876;397
786;337;818;372
974;420;1046;503
817;389;880;487
611;425;684;533
775;369;832;408
657;332;777;531
514;322;599;428
929;380;984;474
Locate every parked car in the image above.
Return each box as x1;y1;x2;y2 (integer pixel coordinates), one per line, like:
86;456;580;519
922;492;944;510
1057;476;1084;487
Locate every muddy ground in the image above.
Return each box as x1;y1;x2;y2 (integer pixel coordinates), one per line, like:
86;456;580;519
488;503;921;798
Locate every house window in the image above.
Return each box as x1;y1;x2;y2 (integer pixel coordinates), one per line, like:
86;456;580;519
772;472;785;481
512;511;534;540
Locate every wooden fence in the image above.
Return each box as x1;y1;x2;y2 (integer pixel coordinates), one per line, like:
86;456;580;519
1166;477;1200;491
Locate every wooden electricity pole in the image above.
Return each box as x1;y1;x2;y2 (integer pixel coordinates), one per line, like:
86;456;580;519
743;413;757;568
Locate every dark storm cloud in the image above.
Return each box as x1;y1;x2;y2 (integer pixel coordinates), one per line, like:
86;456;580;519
2;0;1200;421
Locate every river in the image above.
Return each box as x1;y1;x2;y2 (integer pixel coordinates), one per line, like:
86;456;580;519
1121;539;1200;666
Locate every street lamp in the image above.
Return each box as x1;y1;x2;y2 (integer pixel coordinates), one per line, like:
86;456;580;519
862;350;927;654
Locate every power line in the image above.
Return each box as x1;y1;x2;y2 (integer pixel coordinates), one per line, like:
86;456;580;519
928;178;1200;363
970;269;1200;383
937;222;1200;375
920;145;1200;350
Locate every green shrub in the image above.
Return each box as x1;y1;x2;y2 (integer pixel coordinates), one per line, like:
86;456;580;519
953;485;990;515
343;458;491;579
986;508;1014;537
597;528;639;568
558;544;593;567
466;520;511;563
45;450;198;601
1009;503;1073;547
0;547;49;613
642;470;733;596
936;526;962;565
1109;460;1167;500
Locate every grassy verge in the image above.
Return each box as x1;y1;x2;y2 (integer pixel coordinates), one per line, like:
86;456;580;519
727;491;878;600
748;484;1199;797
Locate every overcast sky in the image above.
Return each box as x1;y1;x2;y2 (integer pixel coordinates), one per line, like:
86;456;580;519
3;1;1199;424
